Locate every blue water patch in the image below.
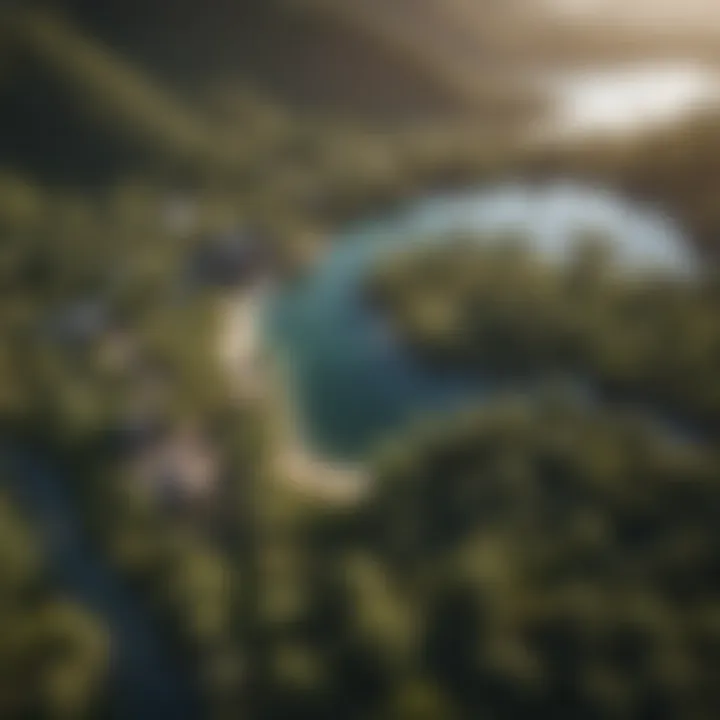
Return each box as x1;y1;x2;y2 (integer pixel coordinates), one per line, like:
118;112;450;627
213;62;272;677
265;183;697;461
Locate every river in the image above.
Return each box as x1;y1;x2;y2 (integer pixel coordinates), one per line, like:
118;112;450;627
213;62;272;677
265;182;697;462
2;450;202;720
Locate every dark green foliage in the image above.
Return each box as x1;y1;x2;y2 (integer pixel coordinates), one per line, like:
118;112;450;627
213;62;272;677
367;237;720;431
0;490;109;719
242;399;720;719
360;400;720;719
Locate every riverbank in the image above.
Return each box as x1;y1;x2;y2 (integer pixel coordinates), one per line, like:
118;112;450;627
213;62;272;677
218;287;369;506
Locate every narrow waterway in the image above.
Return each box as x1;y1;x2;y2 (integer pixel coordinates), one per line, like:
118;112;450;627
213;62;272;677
2;449;202;720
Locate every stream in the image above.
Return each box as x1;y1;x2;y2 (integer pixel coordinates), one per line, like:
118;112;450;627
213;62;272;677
2;449;202;720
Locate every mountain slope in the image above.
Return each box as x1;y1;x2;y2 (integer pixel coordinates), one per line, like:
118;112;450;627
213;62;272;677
0;1;502;181
40;0;484;119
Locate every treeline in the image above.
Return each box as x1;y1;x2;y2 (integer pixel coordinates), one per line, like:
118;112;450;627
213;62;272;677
367;235;720;433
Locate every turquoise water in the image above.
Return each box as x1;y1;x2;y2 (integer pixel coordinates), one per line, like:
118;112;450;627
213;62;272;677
266;183;697;461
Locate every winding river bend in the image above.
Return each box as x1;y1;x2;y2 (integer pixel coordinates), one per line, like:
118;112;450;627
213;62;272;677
2;450;201;720
266;182;697;462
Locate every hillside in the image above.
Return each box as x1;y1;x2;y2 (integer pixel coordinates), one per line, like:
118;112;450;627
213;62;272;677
16;0;483;118
0;2;504;182
3;0;720;184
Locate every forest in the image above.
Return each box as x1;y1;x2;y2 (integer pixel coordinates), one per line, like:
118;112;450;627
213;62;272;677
366;235;720;432
0;2;719;719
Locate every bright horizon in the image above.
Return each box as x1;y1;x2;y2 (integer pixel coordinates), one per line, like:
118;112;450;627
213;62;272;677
545;0;720;25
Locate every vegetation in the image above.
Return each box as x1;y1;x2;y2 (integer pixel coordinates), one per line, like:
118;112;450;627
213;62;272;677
167;398;720;719
1;3;720;718
358;399;720;719
367;235;720;432
0;488;108;719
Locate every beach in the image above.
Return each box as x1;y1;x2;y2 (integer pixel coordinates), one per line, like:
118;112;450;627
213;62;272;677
218;285;369;505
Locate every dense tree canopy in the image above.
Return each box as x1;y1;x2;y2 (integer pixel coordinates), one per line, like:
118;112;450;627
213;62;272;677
352;401;719;718
367;235;720;432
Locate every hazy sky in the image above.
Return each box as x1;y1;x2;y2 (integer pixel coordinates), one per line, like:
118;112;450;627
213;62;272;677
545;0;719;24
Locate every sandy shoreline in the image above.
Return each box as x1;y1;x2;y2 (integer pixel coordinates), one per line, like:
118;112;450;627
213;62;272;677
219;286;369;505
